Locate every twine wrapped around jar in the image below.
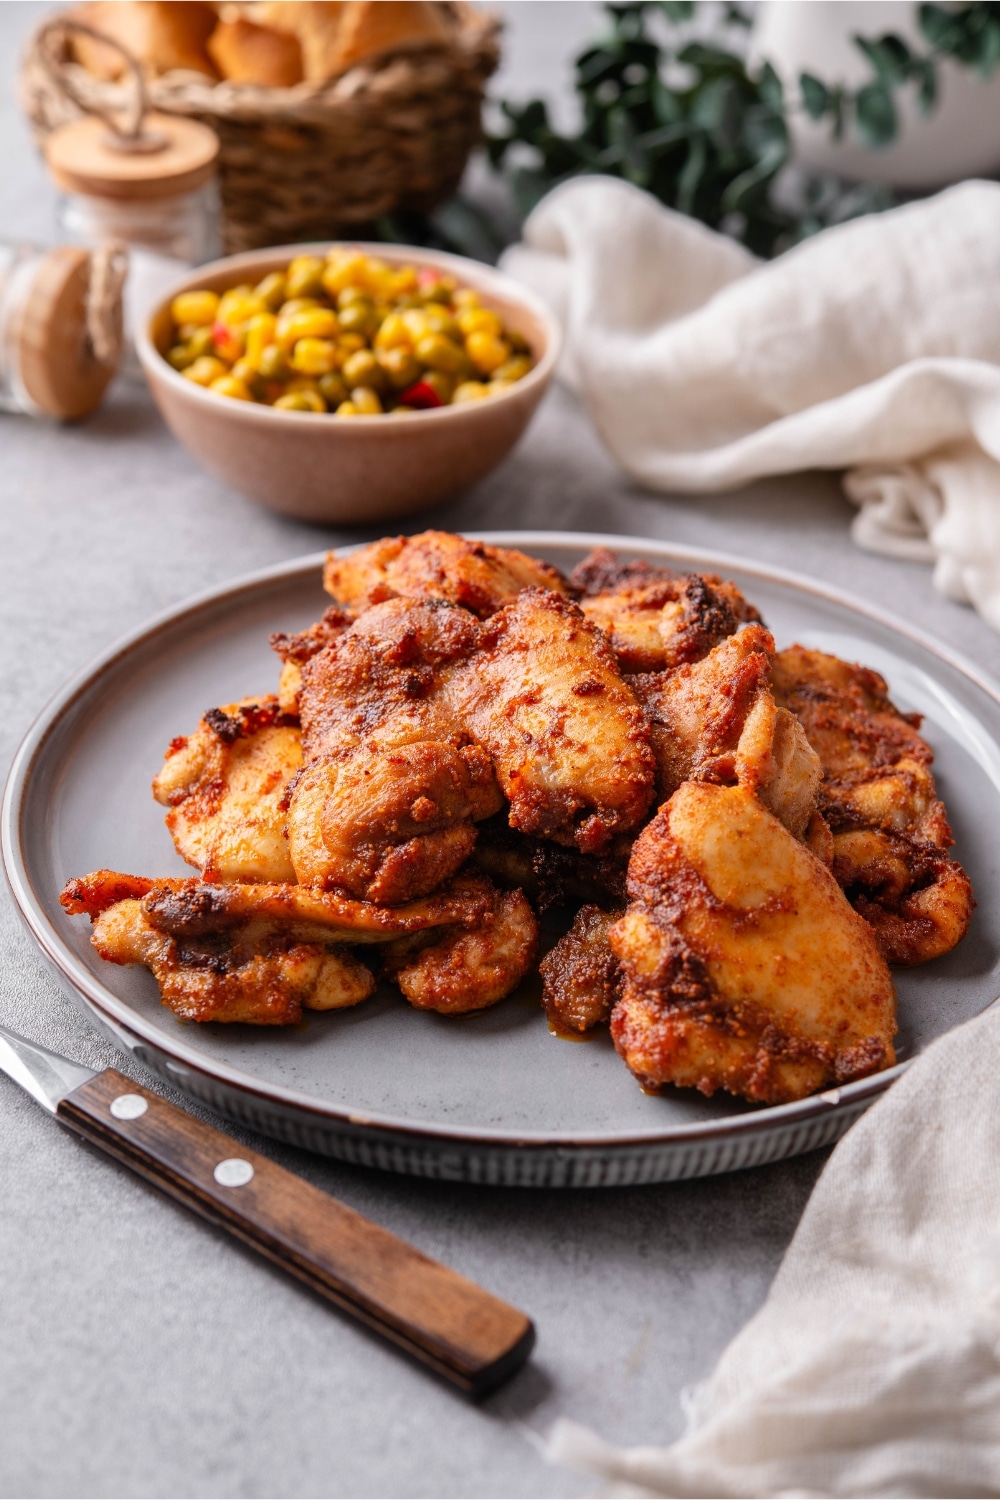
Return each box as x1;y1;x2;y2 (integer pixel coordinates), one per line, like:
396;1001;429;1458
20;5;501;254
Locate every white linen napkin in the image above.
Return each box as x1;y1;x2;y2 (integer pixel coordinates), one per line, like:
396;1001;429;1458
544;997;1000;1498
501;177;1000;631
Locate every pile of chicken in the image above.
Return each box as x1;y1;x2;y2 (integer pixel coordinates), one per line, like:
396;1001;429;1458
61;532;974;1107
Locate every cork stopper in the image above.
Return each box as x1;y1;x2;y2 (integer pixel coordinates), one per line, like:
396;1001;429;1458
44;112;219;202
14;246;124;420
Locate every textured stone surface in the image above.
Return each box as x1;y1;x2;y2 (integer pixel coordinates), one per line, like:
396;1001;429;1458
2;4;998;1496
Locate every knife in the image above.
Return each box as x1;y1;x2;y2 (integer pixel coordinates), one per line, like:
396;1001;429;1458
0;1021;534;1398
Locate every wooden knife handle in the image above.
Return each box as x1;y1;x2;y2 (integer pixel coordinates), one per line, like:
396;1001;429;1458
57;1069;534;1397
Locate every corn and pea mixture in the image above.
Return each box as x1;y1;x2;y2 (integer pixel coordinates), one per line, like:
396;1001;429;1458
165;249;535;415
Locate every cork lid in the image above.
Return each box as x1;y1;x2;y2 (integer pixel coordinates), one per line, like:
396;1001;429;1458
15;246;124;420
44;112;219;201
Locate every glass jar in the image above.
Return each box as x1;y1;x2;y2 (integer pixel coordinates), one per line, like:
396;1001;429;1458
0;241;125;419
45;112;220;368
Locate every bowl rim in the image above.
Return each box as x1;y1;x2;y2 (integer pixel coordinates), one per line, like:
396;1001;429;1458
136;240;562;428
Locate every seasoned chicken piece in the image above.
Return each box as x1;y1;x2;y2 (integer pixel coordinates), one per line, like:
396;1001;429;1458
540;904;624;1034
771;646;974;964
88;899;374;1025
383;875;537;1014
270;605;355;716
324;531;569;618
290;598;501;903
61;870;492;943
450;589;656;853
609;783;897;1104
60;870;497;1024
572;548;762;674
152;696;301;883
633;625;822;838
471;814;630;912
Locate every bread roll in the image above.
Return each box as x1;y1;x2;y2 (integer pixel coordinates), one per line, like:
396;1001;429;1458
325;1;452;76
207;14;304;86
68;1;218;78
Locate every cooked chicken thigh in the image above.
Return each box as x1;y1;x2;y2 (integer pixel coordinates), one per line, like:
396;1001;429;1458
609;783;897;1104
383;874;538;1014
289;598;501;903
634;625;822;838
771;646;974;964
573;547;761;674
152;697;302;883
324;531;569;618
450;589;656;853
61;869;499;1024
540;904;624;1034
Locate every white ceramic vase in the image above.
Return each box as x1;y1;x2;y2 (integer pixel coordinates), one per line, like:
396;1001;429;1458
751;0;1000;188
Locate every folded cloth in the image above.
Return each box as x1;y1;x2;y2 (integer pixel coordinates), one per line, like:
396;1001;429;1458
501;177;1000;631
545;998;1000;1498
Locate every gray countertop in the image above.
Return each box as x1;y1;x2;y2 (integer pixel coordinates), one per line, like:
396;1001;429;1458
2;5;997;1496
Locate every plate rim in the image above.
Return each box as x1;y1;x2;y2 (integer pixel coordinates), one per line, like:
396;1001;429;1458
5;529;999;1153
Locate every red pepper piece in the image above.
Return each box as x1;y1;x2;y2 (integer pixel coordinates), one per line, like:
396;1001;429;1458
399;380;443;410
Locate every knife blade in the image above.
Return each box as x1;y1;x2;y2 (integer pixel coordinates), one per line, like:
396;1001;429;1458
0;1022;534;1397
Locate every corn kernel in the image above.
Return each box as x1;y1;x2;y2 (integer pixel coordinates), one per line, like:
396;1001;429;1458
452;288;480;310
452;381;491;403
277;308;340;350
183;356;230;386
231;357;263;392
245;313;277;363
338;300;378;337
422;370;455;403
422;305;461;339
274;389;326;412
290;337;341;375
209;374;253;401
277;298;322;319
217;286;266;326
286;255;326;300
335;400;359;416
338;333;366;355
492;355;533;384
458;307;503;338
170;289;219;327
466;330;510;375
321;251;368;296
401;308;430;341
374;311;413;352
387;266;419;297
349;386;382;414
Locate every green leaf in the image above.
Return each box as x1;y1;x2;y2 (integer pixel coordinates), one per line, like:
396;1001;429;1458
720;137;788;213
913;56;938;112
657;0;696;21
854;80;898;146
650;72;683;125
799;71;829;119
975;19;1000;76
756;59;785;109
917;4;955;49
676;133;708;215
576;48;620;87
430;198;505;264
677;40;745;76
854;33;912;84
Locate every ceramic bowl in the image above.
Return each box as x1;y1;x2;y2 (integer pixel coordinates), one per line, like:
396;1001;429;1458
138;242;560;525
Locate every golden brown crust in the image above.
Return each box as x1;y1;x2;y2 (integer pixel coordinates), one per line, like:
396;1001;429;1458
90;899;374;1025
633;625;822;839
539;905;623;1033
610;784;897;1104
291;598;500;901
70;1;218;79
450;589;657;853
152;696;302;883
384;875;538;1014
772;645;974;964
580;572;762;675
324;532;570;618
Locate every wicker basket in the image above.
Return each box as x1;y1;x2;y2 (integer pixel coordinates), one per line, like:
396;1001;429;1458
20;6;501;254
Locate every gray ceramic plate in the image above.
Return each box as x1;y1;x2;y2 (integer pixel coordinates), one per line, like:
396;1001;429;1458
5;532;1000;1187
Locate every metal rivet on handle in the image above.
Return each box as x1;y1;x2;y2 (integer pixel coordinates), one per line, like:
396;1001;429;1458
110;1094;148;1120
214;1158;254;1187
